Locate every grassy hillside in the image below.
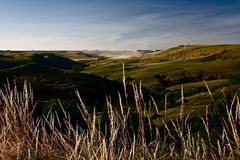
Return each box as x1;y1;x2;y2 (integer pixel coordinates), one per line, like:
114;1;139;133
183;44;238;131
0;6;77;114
83;44;240;86
84;44;240;85
83;44;240;116
0;52;129;115
0;46;239;159
1;45;239;119
139;44;240;61
1;45;240;127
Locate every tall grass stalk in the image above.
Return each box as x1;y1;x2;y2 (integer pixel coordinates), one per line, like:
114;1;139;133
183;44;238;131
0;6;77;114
0;80;239;159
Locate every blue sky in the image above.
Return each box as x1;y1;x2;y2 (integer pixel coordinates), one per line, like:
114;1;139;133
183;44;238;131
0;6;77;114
0;0;240;50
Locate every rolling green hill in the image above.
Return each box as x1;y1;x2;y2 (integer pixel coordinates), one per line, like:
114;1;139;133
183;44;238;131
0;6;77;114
0;53;129;118
84;44;240;86
83;44;240;120
0;45;240;126
139;44;240;62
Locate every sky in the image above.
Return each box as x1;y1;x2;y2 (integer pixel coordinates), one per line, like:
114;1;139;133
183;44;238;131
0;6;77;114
0;0;240;50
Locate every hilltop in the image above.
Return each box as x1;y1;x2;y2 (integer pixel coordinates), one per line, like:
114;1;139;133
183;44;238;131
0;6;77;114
139;44;240;62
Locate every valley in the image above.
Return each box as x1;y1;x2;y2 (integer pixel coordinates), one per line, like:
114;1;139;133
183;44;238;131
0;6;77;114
1;44;240;125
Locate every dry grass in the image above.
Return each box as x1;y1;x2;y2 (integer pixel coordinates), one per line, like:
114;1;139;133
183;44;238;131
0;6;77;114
0;80;239;159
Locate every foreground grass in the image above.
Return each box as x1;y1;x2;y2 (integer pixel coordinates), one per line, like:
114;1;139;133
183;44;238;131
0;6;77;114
0;81;239;159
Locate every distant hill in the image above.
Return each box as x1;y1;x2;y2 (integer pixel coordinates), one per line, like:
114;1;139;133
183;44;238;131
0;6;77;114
83;43;240;91
139;44;240;62
31;54;77;70
60;51;100;61
0;51;134;107
82;50;140;59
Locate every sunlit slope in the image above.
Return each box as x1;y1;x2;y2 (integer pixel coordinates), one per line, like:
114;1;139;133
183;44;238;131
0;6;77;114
139;44;240;62
83;44;240;88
